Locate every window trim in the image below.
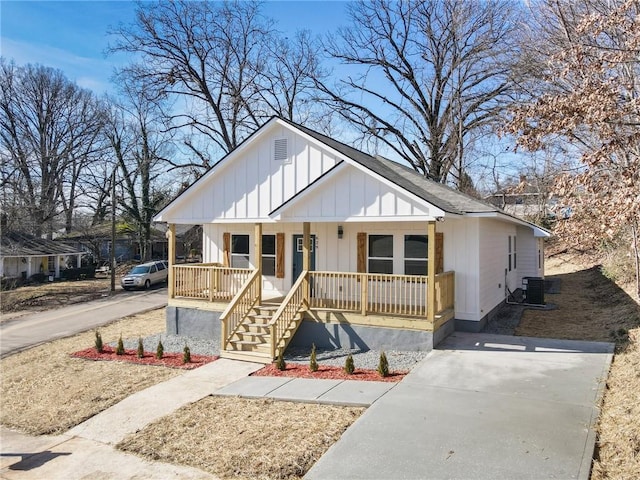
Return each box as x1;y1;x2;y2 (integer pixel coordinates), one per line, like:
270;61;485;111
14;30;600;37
261;234;276;276
230;234;250;268
367;234;394;274
403;234;428;276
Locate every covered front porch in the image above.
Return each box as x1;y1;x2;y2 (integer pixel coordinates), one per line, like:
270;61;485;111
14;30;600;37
165;221;455;363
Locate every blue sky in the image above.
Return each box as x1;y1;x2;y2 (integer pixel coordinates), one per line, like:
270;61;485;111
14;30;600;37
0;1;350;95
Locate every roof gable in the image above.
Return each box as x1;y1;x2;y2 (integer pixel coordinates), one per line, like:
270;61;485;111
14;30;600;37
155;116;549;235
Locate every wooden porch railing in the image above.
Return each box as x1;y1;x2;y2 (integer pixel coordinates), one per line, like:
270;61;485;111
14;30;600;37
309;271;455;317
434;271;455;313
172;264;253;301
269;270;308;359
220;269;261;351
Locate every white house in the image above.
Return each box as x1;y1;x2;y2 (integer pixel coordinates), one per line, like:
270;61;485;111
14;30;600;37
155;117;550;363
1;232;85;283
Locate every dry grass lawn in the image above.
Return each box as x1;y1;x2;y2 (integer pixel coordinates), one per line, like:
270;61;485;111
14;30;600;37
516;254;640;480
118;397;364;480
0;308;180;435
1;277;114;315
3;253;638;479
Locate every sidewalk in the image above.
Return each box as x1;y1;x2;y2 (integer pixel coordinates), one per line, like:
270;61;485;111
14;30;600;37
1;332;613;480
0;358;393;480
0;289;167;357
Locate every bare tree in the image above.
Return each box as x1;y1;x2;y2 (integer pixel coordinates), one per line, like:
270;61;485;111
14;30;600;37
109;0;326;170
0;59;105;236
507;0;640;296
318;0;519;184
104;80;174;262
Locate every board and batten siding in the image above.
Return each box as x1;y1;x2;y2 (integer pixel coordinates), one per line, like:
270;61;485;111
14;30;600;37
477;219;517;319
279;164;432;222
164;124;339;223
516;225;544;284
438;217;480;322
203;220;485;322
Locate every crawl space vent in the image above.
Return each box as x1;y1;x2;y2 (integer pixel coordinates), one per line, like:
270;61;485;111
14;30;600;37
273;138;289;162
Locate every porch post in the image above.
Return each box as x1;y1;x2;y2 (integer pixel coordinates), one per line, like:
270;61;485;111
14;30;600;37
54;256;61;279
167;223;176;299
302;221;310;304
77;254;82;268
254;222;262;303
427;220;436;323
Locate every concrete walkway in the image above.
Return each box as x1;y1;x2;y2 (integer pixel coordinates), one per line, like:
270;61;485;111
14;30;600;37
1;332;613;480
1;359;262;480
305;332;614;480
0;289;167;357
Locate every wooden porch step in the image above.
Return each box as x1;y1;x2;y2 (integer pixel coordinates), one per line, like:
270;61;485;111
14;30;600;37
238;323;271;333
233;331;270;342
255;305;279;311
220;350;273;364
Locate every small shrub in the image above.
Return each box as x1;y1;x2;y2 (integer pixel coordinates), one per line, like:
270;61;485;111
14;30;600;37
344;354;355;375
94;331;103;353
275;352;286;371
156;340;164;359
309;343;319;372
378;351;389;378
183;345;191;364
137;337;144;358
116;335;125;355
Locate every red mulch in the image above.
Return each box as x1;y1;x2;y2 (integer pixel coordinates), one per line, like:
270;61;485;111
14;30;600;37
70;345;218;370
251;363;406;382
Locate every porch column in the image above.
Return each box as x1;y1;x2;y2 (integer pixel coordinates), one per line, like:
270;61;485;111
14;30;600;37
77;254;82;268
254;222;262;303
54;256;61;279
302;221;310;304
167;223;176;299
26;258;33;278
427;220;436;323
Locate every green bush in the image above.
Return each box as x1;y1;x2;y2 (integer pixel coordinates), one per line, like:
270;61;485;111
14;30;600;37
183;345;191;364
275;352;286;371
116;335;125;355
344;354;355;375
94;330;103;353
378;351;389;378
309;343;319;372
156;340;164;359
137;337;144;358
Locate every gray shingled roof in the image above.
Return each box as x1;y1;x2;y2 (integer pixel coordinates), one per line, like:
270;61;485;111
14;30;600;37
287;119;500;215
1;232;84;257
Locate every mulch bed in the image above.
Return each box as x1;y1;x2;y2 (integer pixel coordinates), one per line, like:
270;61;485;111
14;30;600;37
71;345;218;370
252;363;406;382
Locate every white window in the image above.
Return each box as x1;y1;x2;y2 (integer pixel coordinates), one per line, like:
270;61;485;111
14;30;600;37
508;235;517;271
368;235;393;274
262;235;276;276
231;235;250;268
404;235;428;275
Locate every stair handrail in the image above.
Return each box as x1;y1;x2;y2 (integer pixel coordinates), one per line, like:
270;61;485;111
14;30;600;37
269;270;308;359
220;268;261;351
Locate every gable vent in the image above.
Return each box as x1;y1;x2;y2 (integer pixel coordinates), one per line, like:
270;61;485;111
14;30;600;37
273;138;289;162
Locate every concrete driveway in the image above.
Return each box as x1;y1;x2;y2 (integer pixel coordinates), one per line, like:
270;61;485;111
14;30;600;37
306;332;613;480
0;289;167;357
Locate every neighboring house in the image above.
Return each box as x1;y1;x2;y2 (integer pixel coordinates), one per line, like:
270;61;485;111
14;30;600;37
485;175;552;221
0;232;86;282
155;117;550;363
62;224;187;264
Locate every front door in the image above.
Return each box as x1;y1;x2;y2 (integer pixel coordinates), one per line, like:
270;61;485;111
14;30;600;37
292;234;316;281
